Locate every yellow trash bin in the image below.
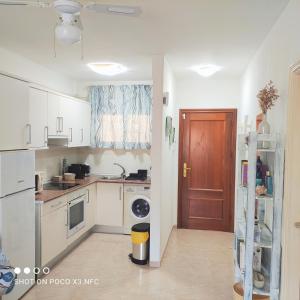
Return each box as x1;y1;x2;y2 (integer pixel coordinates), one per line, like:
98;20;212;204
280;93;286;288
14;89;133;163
129;223;150;265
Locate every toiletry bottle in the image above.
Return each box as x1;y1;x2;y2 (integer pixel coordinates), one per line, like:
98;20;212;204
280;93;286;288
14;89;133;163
265;171;273;196
62;158;68;176
256;156;263;179
254;218;261;243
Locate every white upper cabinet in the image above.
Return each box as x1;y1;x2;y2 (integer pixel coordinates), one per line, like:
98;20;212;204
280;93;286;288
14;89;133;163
28;87;48;149
47;93;91;147
0;73;90;151
0;74;29;151
47;92;62;137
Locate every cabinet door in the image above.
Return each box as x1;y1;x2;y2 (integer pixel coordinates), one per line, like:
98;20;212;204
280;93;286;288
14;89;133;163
60;97;82;146
47;93;61;136
96;183;123;227
29;88;48;148
0;74;29;151
41;205;68;266
85;184;97;231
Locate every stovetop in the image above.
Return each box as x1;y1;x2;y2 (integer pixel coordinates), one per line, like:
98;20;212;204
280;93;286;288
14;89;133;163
43;182;80;191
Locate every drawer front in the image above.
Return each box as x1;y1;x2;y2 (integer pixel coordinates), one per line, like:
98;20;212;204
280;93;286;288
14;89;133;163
42;195;68;216
41;187;90;216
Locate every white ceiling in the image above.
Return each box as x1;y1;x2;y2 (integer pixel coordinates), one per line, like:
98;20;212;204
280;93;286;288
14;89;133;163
0;0;289;81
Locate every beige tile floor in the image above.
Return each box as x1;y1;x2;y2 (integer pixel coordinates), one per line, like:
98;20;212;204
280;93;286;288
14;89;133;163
22;229;234;300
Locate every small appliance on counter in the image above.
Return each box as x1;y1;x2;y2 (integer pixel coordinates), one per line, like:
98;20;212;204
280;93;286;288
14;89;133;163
68;164;90;179
126;169;148;181
35;171;45;194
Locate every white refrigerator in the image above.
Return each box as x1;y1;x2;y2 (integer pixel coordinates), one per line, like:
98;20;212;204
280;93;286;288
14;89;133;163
0;150;35;300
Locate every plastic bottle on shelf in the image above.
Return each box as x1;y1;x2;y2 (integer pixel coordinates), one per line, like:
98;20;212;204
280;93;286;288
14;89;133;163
254;218;261;243
265;171;273;196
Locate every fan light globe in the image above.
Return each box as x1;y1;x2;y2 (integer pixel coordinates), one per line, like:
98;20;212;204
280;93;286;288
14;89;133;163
55;23;81;45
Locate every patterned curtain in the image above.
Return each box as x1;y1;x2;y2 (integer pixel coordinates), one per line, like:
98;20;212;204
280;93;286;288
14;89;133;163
89;85;152;150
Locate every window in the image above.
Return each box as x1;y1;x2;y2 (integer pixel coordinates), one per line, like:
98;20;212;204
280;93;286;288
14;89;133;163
90;85;152;150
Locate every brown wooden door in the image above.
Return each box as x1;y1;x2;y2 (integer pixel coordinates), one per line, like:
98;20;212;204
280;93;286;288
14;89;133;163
178;109;237;232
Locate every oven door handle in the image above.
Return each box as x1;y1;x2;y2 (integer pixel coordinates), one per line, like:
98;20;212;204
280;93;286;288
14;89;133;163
69;195;86;206
65;207;69;227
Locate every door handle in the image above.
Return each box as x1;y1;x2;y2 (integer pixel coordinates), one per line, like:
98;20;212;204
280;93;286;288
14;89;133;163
26;124;31;145
295;222;300;228
61;117;64;132
69;128;73;142
44;126;48;145
183;162;191;178
56;117;60;133
119;186;122;201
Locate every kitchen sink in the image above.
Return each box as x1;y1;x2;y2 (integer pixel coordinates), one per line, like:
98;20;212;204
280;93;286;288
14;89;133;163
98;175;123;180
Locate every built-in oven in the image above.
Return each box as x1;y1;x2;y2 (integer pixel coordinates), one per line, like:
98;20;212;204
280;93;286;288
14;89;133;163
67;193;86;238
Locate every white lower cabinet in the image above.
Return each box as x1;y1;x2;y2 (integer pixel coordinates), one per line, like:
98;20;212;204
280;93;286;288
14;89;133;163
96;183;124;227
85;183;97;230
41;203;68;267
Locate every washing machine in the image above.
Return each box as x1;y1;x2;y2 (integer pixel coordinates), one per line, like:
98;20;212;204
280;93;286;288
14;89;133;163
124;184;151;234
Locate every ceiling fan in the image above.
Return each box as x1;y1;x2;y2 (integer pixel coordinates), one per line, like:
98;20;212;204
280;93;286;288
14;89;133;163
0;0;142;45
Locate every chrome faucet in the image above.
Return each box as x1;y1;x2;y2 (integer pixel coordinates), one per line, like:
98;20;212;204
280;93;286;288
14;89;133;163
113;163;126;179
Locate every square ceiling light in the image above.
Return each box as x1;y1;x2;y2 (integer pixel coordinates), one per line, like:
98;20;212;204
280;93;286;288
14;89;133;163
87;62;127;76
190;64;222;77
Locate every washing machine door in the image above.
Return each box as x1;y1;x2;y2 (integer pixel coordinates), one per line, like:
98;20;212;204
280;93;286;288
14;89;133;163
131;196;150;220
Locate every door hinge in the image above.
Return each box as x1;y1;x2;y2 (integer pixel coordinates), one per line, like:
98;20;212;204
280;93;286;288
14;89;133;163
182;113;186;120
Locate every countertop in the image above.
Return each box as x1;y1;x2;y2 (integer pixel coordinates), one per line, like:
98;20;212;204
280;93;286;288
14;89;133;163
35;175;151;203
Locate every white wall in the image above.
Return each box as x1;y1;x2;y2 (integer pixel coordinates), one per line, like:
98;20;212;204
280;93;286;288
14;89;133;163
76;148;151;176
35;148;81;181
176;76;241;109
160;61;176;257
150;55;164;265
0;47;77;95
240;0;300;136
76;80;153;99
239;1;300;298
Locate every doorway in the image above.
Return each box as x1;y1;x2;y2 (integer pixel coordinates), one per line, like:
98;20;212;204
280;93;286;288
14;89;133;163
177;109;237;232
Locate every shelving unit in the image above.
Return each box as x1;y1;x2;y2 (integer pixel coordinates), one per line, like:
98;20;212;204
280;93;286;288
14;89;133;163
234;132;284;300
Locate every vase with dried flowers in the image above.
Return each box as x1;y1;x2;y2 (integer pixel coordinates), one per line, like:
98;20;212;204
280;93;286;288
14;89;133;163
257;81;279;148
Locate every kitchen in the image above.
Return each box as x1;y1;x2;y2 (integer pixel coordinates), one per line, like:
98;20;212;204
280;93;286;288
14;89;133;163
0;73;152;299
1;0;297;299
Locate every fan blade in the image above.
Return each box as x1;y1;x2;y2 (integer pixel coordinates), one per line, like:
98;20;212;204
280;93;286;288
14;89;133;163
0;0;50;7
84;3;141;16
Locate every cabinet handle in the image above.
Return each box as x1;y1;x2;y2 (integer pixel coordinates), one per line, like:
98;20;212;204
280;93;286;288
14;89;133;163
86;189;90;203
81;128;84;143
56;117;60;133
65;208;69;227
61;117;64;132
119;186;122;201
69;128;73;142
44;126;48;145
51;201;62;209
26;124;31;145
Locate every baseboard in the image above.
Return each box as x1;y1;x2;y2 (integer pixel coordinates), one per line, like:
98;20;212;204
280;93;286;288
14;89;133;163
93;225;124;234
149;261;161;268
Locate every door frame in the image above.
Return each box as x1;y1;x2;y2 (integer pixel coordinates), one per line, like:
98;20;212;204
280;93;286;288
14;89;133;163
177;108;237;232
